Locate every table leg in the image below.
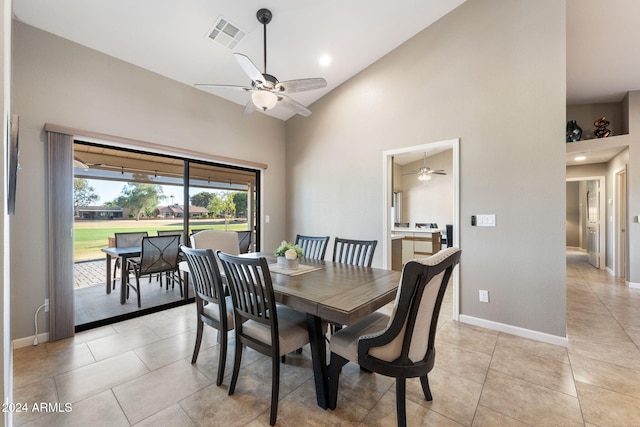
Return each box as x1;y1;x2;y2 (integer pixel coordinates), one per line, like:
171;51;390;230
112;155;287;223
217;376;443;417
306;313;328;409
105;254;112;295
120;255;128;304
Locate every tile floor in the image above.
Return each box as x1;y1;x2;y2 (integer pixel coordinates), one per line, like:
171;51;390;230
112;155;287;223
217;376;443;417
12;250;640;426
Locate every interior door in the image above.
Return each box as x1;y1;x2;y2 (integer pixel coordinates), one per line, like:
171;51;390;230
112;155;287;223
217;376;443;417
586;180;600;268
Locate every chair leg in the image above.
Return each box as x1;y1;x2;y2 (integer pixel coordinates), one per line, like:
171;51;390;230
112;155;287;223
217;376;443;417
396;378;407;427
191;319;203;364
420;375;433;401
216;329;227;387
228;340;243;395
270;352;280;426
134;275;141;308
328;353;348;410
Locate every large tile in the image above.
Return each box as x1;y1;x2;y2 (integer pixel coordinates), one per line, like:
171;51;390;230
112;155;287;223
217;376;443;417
472;405;529;427
489;345;576;396
570;353;640;400
495;332;569;364
55;351;149;403
133;328;215;371
87;326;163;361
13;378;58;426
479;370;583;426
568;335;640;371
407;366;483;426
362;389;464;427
19;390;129;427
577;380;640;426
133;403;196;427
431;340;491;385
13;343;96;388
435;320;498;356
113;358;212;424
332;361;395;411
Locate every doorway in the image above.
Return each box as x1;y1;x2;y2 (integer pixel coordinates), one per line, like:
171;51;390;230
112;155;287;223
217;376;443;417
566;176;605;270
615;167;628;279
382;138;460;319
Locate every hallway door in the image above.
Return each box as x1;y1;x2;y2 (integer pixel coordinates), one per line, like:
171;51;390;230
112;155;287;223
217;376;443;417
616;168;627;279
586;179;600;268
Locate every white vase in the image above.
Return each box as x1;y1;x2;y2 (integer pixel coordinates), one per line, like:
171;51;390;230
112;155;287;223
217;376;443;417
277;256;299;269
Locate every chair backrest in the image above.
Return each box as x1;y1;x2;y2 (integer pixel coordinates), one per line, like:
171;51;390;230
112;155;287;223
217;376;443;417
358;247;461;371
114;231;148;248
157;229;183;245
138;235;180;275
236;230;252;253
332;237;378;267
181;246;226;308
190;229;240;255
217;251;279;352
295;234;330;260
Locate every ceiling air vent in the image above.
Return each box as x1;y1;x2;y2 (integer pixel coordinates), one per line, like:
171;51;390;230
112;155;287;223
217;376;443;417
207;16;245;49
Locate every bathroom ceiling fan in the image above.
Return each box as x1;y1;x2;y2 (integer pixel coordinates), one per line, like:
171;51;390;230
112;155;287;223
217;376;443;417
195;8;327;117
403;153;447;181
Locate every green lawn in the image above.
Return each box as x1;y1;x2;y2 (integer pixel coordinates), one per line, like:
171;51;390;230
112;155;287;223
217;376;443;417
74;219;249;261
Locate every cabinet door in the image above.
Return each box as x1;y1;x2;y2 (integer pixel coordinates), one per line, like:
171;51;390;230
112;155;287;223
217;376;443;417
401;238;414;264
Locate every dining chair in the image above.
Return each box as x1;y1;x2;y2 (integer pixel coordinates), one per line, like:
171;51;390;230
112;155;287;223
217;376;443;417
190;229;239;255
125;235;182;308
236;230;252;253
295;234;330;260
112;231;148;289
181;246;234;386
332;237;378;267
217;251;310;426
157;229;184;244
327;247;461;427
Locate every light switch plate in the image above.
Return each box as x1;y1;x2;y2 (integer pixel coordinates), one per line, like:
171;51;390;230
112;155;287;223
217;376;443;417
477;214;496;227
479;290;489;303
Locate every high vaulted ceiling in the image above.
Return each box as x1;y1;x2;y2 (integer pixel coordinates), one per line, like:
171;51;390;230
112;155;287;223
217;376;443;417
14;1;638;121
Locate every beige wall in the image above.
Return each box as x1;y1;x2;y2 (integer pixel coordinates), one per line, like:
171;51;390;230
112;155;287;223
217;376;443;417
286;0;567;338
10;22;287;339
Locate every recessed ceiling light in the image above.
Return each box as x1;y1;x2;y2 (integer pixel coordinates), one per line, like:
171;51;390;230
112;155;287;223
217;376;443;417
319;55;332;67
574;155;586;161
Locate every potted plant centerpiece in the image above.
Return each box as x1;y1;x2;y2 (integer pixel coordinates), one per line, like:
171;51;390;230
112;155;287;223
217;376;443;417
274;241;303;269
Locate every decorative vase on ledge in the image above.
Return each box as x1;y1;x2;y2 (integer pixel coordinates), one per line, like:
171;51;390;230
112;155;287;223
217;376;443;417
277;256;299;270
566;120;582;142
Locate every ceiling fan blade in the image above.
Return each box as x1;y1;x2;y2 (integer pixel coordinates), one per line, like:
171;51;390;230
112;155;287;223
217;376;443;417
243;99;257;115
233;53;265;84
431;170;447;175
195;83;251;91
277;94;312;117
276;78;327;93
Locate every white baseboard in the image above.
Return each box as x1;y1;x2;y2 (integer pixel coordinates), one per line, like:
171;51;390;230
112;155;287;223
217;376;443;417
12;332;49;349
629;281;640;289
459;315;568;348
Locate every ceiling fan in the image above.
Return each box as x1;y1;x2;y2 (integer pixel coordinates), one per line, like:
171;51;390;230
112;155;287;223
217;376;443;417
403;153;447;182
196;8;327;117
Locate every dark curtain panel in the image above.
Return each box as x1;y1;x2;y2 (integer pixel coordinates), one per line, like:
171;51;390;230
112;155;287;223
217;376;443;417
47;131;75;341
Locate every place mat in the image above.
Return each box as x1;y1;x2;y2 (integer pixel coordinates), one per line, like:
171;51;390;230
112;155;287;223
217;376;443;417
269;263;323;276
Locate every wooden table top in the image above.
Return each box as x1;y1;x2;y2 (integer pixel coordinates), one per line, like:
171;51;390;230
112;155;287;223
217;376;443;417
243;253;401;325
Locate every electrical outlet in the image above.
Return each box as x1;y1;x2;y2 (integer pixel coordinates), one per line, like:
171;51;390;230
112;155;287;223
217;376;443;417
479;290;489;303
44;298;50;312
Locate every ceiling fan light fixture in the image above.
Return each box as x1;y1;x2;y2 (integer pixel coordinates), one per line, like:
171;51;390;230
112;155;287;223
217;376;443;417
418;173;431;182
251;90;278;111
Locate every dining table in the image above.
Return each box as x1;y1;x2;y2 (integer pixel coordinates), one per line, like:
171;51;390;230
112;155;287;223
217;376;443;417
241;252;401;409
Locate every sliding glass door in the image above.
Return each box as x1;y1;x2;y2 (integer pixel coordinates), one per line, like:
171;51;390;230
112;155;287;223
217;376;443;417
72;141;261;329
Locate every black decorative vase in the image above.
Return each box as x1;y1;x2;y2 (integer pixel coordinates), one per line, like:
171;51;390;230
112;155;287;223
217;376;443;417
566;120;582;142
